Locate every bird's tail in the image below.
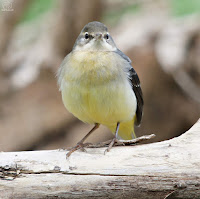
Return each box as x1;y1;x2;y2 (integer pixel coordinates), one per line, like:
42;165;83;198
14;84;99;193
107;116;136;140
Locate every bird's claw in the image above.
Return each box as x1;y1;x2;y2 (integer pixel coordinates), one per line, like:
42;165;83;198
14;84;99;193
66;142;91;158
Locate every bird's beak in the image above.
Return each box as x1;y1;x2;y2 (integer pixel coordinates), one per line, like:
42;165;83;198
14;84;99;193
95;33;102;40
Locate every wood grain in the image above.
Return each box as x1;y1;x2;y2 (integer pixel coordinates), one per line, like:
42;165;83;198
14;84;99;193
0;119;200;199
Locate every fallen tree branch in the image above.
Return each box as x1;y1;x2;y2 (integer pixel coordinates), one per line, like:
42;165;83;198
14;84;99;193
0;119;200;199
85;133;156;148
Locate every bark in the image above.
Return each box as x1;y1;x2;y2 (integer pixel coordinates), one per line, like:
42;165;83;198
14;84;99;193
0;119;200;199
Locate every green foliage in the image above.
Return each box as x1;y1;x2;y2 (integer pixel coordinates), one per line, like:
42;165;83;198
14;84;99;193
20;0;55;23
170;0;200;16
103;3;140;25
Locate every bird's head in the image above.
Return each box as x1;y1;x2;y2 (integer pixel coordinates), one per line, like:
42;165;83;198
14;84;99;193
73;21;117;52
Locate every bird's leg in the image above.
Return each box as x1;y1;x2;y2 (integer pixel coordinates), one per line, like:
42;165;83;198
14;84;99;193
66;123;100;158
104;122;120;154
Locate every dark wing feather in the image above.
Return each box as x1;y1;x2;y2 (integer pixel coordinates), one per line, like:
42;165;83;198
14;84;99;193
128;66;144;126
116;49;144;126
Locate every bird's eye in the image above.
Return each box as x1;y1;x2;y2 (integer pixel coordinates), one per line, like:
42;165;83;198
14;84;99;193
105;33;109;40
85;32;89;39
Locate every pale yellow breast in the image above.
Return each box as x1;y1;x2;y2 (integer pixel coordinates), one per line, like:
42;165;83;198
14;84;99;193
60;51;137;125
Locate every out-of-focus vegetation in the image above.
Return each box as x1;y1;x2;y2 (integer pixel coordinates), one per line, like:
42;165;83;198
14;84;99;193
0;0;199;152
170;0;200;16
19;0;55;23
15;0;200;25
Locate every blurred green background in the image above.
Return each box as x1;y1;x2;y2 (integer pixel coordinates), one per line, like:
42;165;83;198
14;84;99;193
19;0;200;23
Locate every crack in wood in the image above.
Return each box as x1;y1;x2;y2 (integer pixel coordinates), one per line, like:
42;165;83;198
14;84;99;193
0;165;20;180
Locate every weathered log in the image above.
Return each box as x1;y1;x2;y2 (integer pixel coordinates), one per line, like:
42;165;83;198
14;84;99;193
0;119;200;199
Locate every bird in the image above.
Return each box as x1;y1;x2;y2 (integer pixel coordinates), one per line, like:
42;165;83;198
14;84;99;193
57;21;143;157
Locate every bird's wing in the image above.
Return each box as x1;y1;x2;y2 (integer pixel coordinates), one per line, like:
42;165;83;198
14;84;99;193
116;49;144;126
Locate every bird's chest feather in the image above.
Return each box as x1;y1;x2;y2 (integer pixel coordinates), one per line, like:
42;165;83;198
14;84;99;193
64;51;121;85
61;51;136;124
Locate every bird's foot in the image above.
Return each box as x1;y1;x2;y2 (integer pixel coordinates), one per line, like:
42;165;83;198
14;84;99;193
103;134;156;154
66;142;92;158
104;137;122;154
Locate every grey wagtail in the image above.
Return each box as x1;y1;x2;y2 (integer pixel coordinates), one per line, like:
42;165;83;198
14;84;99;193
58;21;143;157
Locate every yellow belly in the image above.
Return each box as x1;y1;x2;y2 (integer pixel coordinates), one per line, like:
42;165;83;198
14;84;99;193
62;79;136;125
59;51;137;139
